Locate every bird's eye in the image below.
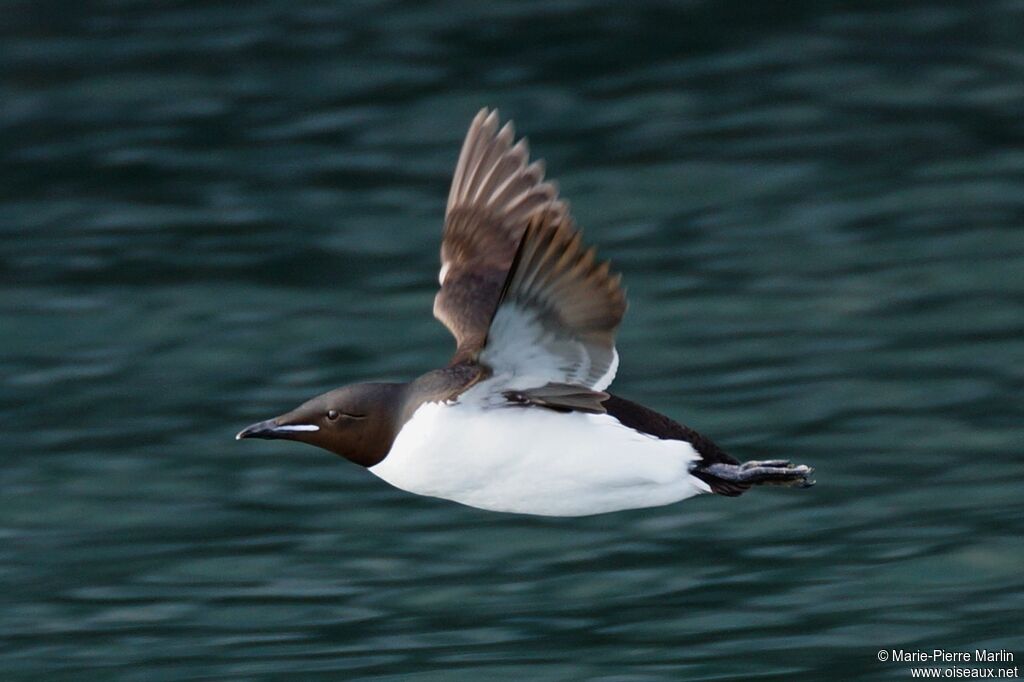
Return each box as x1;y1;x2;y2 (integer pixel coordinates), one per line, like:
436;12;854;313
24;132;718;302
326;410;339;421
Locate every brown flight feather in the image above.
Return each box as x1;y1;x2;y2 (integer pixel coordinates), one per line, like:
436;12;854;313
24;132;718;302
482;206;627;391
434;108;568;363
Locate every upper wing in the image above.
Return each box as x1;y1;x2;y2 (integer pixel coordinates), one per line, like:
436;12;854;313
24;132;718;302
433;108;568;362
480;206;627;392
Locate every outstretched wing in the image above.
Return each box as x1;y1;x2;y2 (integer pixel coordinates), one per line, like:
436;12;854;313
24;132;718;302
480;206;627;392
434;108;568;363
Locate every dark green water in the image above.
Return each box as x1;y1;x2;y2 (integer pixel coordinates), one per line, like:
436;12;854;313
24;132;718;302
2;2;1023;679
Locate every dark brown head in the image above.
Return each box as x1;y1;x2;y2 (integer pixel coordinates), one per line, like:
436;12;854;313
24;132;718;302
236;382;406;467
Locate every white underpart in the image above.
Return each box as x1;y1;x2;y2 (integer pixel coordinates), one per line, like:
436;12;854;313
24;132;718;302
370;380;709;516
275;424;319;432
481;303;619;391
438;262;450;285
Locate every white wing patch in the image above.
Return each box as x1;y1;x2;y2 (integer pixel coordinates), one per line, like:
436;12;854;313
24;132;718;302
592;348;619;393
480;302;619;391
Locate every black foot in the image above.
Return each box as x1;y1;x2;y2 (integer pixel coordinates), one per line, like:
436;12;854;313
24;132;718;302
702;460;815;488
741;459;793;470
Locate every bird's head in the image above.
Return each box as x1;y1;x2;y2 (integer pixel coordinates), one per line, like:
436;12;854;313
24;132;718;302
236;382;405;466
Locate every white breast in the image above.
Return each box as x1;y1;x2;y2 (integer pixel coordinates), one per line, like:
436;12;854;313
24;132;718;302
369;393;710;516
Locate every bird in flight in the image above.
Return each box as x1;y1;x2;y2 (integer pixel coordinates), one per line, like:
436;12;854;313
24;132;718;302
237;108;814;516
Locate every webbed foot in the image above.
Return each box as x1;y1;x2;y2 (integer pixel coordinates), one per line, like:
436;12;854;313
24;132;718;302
702;461;815;488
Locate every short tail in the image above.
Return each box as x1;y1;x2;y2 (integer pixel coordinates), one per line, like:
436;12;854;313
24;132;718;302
693;459;815;497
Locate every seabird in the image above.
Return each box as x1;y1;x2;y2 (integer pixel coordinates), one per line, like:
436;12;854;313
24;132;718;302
237;108;814;517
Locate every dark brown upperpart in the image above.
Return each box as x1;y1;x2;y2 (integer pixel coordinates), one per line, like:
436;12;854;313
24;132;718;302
347;362;488;467
400;361;488;422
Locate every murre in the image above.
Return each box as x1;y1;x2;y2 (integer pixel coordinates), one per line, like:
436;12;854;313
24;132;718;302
237;108;814;517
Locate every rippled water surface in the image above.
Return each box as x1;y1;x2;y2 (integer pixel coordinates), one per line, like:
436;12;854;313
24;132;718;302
2;1;1023;679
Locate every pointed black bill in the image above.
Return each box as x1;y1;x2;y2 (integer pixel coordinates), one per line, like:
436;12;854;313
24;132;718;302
235;419;319;440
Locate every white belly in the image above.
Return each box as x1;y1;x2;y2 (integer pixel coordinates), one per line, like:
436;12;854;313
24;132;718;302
370;399;710;517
